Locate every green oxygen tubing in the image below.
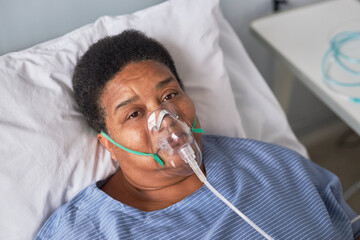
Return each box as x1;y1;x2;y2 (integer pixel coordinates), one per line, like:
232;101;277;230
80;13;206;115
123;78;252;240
100;116;204;167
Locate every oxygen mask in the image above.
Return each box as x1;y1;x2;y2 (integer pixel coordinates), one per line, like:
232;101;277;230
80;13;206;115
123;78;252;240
100;102;203;177
146;102;202;176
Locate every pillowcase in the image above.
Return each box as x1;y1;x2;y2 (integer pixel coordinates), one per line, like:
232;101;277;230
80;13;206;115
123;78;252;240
0;0;242;239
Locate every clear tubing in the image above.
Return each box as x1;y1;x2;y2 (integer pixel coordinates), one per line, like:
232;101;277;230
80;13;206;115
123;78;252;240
331;32;360;76
351;215;360;224
203;181;273;240
321;31;360;103
322;31;360;87
178;145;273;240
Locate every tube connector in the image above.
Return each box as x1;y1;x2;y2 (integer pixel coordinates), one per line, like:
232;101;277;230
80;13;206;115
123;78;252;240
178;144;206;182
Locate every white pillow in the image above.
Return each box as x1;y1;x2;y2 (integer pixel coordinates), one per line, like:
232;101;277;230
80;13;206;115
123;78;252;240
0;0;241;239
0;0;306;239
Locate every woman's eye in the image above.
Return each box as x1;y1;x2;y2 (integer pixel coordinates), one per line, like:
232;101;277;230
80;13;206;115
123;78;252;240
163;93;177;102
129;111;140;119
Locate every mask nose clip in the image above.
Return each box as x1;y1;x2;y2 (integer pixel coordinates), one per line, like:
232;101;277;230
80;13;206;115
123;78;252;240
148;109;178;131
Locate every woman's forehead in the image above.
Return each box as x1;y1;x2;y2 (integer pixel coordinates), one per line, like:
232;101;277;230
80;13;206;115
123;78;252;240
109;61;174;90
100;61;178;112
118;61;172;80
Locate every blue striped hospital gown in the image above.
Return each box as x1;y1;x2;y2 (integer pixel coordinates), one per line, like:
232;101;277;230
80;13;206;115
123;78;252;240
35;135;360;239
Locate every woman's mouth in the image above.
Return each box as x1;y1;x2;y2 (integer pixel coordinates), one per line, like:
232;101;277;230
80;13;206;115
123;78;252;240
166;132;187;149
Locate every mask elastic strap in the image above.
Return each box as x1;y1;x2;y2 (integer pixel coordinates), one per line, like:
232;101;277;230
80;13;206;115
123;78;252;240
100;131;164;167
100;117;203;168
191;116;204;133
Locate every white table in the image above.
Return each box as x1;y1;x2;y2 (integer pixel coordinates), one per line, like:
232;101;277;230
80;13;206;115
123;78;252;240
250;0;360;136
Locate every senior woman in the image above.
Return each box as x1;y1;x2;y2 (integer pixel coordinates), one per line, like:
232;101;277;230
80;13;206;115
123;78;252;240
35;30;360;239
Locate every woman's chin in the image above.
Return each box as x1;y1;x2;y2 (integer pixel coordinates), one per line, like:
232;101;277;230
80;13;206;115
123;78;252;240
158;164;194;177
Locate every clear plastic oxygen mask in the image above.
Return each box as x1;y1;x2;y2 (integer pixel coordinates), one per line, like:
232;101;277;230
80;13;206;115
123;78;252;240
100;102;204;178
146;102;203;177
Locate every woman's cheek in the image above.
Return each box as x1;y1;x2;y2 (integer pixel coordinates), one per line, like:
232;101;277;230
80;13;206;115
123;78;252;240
126;128;150;151
181;97;196;123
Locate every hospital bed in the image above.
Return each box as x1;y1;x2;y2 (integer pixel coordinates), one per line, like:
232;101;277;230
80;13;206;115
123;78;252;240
0;0;307;239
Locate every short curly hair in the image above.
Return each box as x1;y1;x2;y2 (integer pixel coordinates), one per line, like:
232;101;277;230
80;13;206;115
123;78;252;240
72;29;183;133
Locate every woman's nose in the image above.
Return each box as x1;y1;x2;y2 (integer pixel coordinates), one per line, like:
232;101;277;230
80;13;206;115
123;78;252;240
147;101;163;113
158;115;176;132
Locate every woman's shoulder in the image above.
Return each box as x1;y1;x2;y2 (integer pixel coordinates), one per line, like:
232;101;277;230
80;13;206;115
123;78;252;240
201;134;305;160
34;183;97;239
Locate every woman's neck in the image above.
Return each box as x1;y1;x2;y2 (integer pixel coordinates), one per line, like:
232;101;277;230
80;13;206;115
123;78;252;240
100;164;205;211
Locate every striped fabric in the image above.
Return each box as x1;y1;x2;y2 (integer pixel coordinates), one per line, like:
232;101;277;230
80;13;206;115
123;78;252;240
35;135;360;239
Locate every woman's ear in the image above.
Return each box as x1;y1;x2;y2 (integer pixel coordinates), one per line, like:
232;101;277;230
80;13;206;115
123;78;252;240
97;132;116;160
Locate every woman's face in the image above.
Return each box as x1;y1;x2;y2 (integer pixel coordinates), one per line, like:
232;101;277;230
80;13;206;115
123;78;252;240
97;61;202;190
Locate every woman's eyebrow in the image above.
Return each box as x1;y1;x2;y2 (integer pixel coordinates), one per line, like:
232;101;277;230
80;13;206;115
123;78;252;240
155;77;176;90
114;96;140;114
113;77;175;114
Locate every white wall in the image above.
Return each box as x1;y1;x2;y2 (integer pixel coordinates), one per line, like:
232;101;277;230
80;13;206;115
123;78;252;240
0;0;165;55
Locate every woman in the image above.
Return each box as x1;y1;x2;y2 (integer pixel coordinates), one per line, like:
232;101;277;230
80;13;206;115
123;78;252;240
36;30;360;240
